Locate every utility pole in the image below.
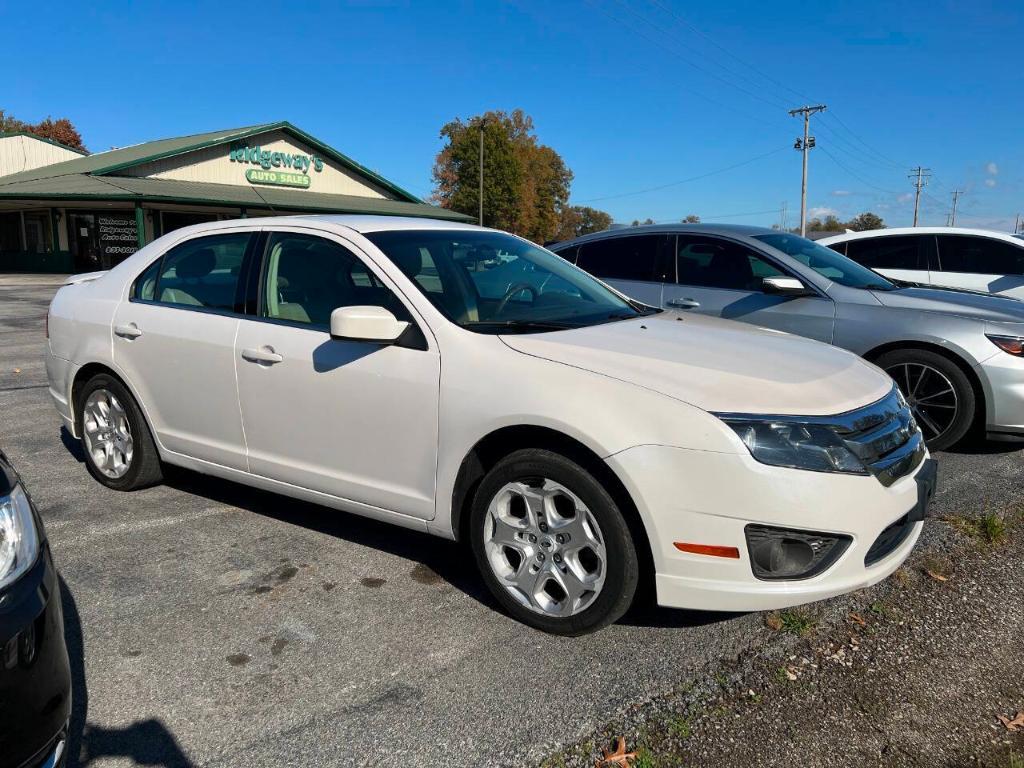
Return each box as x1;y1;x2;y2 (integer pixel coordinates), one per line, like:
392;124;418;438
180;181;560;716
950;189;963;227
789;104;827;237
908;167;931;227
478;118;485;227
1014;213;1020;234
779;201;788;231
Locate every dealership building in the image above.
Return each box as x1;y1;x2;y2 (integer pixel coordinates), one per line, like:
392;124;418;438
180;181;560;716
0;122;468;272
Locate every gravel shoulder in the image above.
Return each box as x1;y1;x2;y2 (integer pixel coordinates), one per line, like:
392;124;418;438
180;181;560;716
541;456;1024;768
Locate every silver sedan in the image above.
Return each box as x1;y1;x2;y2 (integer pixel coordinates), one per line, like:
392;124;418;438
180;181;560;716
552;224;1024;451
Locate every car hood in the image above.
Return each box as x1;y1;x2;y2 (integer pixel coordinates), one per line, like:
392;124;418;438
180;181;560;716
871;285;1024;322
501;311;892;416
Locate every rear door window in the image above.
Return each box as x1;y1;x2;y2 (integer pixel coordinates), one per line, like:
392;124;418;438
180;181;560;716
137;232;253;312
844;235;929;270
936;235;1024;275
575;235;672;283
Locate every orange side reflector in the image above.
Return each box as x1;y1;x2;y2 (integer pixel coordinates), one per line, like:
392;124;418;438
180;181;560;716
673;542;741;559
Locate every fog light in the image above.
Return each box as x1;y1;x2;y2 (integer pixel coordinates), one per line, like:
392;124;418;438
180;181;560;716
744;524;851;581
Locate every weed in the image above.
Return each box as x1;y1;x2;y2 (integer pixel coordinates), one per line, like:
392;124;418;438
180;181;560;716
669;713;693;740
777;608;817;636
945;510;1008;546
633;747;657;768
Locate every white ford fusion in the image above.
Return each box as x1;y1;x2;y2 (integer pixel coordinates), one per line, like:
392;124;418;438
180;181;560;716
45;215;936;635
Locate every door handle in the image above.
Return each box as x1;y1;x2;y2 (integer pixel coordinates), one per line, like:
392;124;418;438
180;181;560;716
114;323;142;339
241;346;283;365
666;297;700;309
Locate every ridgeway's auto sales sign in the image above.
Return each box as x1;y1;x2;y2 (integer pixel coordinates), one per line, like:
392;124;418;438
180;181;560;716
229;144;324;189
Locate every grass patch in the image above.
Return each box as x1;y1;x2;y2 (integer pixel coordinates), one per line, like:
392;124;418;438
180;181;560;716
771;608;817;636
945;510;1008;546
633;747;657;768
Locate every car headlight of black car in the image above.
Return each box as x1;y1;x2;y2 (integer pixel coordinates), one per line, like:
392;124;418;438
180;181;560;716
0;485;39;590
720;418;866;475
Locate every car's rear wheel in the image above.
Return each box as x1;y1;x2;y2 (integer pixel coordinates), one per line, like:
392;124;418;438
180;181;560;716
78;374;163;490
875;348;976;452
469;448;638;635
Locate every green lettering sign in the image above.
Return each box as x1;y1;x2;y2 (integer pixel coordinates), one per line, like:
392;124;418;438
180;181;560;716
245;168;311;189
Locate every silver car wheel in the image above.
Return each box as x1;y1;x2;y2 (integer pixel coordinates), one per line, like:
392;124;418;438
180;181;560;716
483;479;607;617
887;362;959;443
82;389;134;479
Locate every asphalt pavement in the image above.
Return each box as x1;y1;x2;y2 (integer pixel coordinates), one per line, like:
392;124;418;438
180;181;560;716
1;275;1020;768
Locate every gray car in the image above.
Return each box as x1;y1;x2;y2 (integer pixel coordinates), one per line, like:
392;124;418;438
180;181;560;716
551;224;1024;451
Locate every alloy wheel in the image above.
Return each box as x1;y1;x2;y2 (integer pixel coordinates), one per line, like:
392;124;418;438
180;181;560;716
482;478;607;617
886;362;959;443
82;388;134;479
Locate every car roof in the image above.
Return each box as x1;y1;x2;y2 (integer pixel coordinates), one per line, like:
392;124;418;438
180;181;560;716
552;223;778;249
818;226;1024;245
171;213;487;237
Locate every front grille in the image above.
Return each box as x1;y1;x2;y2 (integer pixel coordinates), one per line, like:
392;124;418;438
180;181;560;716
865;513;914;565
829;387;926;486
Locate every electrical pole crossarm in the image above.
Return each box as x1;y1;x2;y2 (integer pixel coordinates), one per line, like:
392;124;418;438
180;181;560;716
789;105;827;237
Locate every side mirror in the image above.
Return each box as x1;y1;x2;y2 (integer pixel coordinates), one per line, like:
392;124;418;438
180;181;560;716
330;306;409;344
762;276;811;296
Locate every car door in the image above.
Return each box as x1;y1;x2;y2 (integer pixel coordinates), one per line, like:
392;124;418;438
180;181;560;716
837;234;933;285
932;234;1024;298
233;228;440;520
572;234;673;307
663;234;836;343
111;229;256;469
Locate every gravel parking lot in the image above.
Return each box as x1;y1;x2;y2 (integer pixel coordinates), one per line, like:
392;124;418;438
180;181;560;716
2;275;1021;768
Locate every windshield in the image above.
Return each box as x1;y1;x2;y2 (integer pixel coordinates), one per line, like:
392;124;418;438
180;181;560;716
365;230;651;333
754;233;896;290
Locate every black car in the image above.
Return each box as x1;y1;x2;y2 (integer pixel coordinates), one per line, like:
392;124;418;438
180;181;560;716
0;450;70;768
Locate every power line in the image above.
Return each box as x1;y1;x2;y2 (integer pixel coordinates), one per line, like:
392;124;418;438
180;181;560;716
817;144;898;195
612;0;793;113
574;145;788;203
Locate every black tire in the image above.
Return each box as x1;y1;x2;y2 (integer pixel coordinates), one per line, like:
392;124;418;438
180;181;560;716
77;373;163;490
469;448;639;636
875;348;977;452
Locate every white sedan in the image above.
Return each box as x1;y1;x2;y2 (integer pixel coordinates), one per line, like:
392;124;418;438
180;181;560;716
45;215;934;635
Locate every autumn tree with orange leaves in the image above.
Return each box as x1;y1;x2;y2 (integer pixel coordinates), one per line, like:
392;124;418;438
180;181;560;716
432;109;593;244
0;110;88;153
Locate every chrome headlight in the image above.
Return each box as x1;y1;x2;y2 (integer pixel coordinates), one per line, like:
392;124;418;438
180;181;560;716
720;418;866;475
0;485;40;590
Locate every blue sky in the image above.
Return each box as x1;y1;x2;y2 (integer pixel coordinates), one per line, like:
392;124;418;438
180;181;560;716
5;0;1021;230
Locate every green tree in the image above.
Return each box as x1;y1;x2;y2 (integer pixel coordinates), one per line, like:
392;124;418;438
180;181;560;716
431;110;572;243
805;215;845;233
846;211;885;231
554;205;613;242
682;214;701;223
0;109;87;152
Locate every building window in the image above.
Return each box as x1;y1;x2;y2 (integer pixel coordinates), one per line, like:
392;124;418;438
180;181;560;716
161;211;219;235
0;212;20;252
23;211;53;253
68;211;139;271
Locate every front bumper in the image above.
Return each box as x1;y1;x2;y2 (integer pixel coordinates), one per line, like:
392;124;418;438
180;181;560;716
0;546;72;768
977;351;1024;437
607;445;931;613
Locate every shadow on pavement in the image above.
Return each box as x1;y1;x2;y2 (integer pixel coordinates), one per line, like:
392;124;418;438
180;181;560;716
161;465;494;609
60;427;85;463
60;576;194;768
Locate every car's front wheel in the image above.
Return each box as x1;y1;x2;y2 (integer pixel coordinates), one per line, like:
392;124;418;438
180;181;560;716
78;373;163;491
469;448;639;635
876;348;976;452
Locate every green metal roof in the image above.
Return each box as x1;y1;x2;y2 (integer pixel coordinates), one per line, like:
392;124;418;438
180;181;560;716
0;121;473;222
0;173;472;221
